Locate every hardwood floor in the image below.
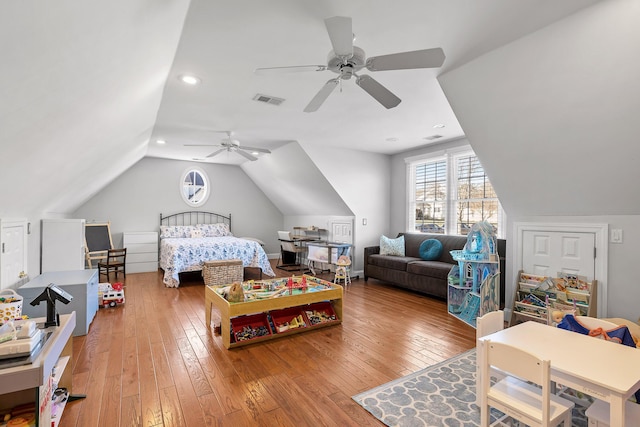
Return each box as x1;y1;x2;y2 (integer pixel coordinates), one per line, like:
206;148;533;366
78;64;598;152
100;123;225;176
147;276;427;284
59;263;476;427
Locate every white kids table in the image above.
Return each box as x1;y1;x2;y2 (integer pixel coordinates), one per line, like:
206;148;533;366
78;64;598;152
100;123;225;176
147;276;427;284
478;320;640;427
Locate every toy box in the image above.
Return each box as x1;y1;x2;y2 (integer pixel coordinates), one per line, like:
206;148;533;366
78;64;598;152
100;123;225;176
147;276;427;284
303;301;338;327
270;307;307;333
230;313;272;343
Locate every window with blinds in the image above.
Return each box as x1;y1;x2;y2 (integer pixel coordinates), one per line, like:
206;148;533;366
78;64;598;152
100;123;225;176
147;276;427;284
408;149;503;236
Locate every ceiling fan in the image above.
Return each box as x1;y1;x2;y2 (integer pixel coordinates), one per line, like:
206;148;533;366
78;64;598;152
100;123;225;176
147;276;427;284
183;131;271;161
255;16;445;112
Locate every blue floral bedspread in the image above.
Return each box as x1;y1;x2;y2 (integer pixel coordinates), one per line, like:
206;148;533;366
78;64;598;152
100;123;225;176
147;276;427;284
160;236;275;287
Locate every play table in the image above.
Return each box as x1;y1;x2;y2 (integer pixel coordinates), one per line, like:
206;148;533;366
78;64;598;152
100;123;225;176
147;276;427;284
205;275;343;349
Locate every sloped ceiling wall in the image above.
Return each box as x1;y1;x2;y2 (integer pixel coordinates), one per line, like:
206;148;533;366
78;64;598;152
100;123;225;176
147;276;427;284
438;0;640;217
242;141;352;216
0;0;190;217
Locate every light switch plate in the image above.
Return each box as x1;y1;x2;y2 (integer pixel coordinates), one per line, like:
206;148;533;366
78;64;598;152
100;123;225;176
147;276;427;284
611;229;623;243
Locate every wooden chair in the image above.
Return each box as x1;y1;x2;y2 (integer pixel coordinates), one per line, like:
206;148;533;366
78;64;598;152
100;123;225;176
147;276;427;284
98;248;127;281
475;310;505;405
480;340;574;427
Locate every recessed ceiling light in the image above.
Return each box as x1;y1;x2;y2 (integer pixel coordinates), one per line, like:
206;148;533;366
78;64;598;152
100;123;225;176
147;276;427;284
386;137;398;142
179;74;201;85
156;139;166;144
251;151;260;156
433;124;445;129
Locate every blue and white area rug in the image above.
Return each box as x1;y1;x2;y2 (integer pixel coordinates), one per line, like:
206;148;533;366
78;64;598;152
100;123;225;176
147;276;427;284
352;349;590;427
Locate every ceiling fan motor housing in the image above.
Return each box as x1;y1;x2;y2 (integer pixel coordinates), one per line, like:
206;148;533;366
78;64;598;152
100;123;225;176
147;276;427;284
327;46;366;79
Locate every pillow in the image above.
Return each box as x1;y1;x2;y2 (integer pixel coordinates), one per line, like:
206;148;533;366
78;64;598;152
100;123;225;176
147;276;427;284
379;235;405;256
197;223;232;237
159;225;197;239
190;228;203;238
419;239;443;261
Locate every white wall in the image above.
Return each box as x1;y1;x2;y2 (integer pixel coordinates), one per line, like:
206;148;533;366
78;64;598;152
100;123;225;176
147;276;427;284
299;143;391;272
438;0;640;218
72;157;284;254
505;215;640;321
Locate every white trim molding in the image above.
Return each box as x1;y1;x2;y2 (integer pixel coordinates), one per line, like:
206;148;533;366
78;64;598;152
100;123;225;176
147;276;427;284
512;221;608;318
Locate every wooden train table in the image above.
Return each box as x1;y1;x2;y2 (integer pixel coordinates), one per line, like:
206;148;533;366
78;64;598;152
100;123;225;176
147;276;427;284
205;275;343;349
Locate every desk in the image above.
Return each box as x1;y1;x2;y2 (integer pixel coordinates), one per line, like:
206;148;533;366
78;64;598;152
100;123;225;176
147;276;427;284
306;242;351;275
479;321;640;427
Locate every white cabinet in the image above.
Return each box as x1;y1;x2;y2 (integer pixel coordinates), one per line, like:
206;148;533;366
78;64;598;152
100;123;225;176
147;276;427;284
0;218;28;290
41;219;86;273
123;232;158;273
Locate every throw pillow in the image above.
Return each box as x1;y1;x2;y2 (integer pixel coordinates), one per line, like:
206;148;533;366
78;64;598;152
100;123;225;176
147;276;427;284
419;239;444;261
380;235;405;256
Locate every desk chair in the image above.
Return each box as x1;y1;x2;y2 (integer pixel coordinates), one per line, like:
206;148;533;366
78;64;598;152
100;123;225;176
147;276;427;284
480;340;574;427
98;248;127;282
476;310;505;406
276;231;308;273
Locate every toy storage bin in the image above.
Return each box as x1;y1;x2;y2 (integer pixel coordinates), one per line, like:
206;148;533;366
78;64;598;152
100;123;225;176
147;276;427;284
303;301;339;327
270;307;307;333
230;313;272;343
203;259;243;286
0;289;23;325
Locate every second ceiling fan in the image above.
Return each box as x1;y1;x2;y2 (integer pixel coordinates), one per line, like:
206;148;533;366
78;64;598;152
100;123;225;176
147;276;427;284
255;16;446;112
184;131;271;161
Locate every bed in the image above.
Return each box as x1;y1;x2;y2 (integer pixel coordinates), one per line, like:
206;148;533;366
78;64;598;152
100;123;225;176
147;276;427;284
159;211;275;288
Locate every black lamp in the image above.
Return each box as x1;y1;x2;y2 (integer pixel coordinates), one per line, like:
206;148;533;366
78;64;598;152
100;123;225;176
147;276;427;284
30;283;73;328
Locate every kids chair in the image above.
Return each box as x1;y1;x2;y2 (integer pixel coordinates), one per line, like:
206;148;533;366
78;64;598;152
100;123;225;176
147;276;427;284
475;310;505;406
334;255;351;288
479;340;574;427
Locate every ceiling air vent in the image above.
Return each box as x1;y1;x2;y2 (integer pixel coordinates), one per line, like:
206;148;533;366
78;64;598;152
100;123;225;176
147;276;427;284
425;134;443;141
253;94;285;106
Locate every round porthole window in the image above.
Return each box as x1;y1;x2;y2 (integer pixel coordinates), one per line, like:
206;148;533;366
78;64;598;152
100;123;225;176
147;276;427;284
180;167;210;206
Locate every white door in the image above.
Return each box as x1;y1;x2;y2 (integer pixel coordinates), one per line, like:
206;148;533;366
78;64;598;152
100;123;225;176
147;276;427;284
330;221;353;244
522;230;595;279
1;219;27;290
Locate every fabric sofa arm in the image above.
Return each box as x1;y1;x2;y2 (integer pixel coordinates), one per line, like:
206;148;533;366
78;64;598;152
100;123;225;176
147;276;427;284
364;246;380;280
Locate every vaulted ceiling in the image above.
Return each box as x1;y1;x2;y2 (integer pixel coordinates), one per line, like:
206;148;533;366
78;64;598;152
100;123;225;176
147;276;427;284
0;0;600;217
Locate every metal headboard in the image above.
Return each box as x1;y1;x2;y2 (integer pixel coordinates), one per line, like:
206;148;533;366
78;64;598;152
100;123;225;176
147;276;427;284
159;211;232;231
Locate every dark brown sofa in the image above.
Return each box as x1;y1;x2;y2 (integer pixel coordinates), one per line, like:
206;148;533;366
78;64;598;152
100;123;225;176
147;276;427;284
364;232;506;306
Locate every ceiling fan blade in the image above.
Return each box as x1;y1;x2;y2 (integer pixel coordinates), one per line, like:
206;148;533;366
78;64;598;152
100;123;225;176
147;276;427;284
206;148;226;158
237;145;271;154
254;65;327;75
356;74;401;109
303;79;339;113
184;144;221;147
324;16;353;58
236;150;258;161
366;48;446;71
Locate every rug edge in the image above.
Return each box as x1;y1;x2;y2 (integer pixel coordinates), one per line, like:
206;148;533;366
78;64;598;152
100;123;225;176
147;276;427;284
351;348;476;403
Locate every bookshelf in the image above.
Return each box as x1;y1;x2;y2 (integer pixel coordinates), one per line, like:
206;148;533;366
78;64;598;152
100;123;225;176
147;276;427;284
510;270;598;326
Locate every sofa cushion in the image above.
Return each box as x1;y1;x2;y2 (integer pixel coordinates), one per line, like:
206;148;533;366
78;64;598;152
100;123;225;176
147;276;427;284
380;235;405;256
406;260;454;280
368;254;415;271
419;239;443;260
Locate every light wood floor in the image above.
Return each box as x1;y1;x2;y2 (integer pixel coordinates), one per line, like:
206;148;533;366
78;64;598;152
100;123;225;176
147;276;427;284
59;262;476;427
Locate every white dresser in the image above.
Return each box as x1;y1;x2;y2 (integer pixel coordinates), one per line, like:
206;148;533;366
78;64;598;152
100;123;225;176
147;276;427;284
123;232;158;273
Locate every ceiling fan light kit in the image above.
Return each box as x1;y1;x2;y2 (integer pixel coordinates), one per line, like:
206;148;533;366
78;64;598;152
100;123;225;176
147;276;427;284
255;16;445;112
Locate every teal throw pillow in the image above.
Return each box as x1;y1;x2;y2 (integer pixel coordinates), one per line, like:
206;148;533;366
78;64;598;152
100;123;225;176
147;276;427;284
380;235;405;256
419;239;443;261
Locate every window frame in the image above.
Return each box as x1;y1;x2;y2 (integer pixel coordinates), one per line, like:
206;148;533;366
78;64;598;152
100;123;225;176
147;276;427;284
180;167;210;207
406;146;505;237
